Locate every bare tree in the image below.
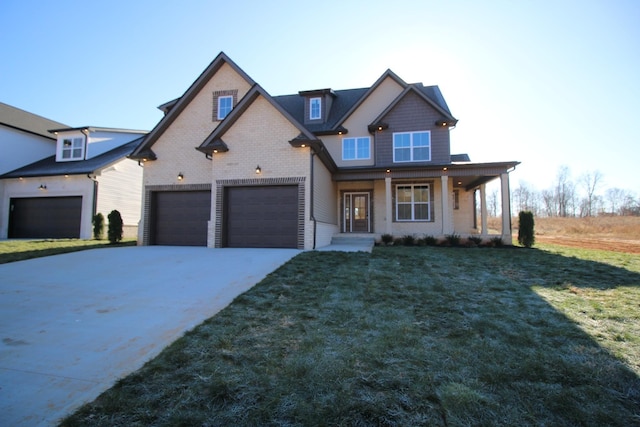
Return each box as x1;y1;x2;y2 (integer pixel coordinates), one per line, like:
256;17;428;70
512;181;539;215
541;189;556;217
579;170;603;217
605;188;626;215
621;192;640;216
555;165;575;217
487;189;498;217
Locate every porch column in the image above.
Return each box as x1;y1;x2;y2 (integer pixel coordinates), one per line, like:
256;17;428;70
441;175;453;235
385;177;393;235
480;183;488;236
500;173;512;244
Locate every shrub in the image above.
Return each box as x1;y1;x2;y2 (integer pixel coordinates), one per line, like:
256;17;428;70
423;235;438;246
518;211;535;248
468;236;483;246
380;233;394;246
107;210;123;244
491;236;504;247
92;213;105;240
445;233;461;247
402;234;416;246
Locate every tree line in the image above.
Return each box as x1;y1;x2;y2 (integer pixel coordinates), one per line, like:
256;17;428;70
486;165;639;217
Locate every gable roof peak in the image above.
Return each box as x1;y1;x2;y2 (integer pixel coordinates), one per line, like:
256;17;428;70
130;51;256;160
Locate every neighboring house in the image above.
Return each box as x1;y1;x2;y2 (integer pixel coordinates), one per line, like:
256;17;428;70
0;103;66;175
0;119;147;239
130;52;519;249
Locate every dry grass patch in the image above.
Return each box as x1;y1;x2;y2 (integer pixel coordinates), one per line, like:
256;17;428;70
61;245;640;426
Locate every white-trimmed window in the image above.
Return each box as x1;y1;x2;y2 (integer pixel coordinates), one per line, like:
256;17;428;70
60;137;84;160
217;95;233;120
396;184;431;221
309;97;321;120
342;137;371;160
393;131;431;162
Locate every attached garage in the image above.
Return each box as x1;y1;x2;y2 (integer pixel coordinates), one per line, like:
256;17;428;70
8;197;82;238
225;185;299;248
151;190;211;246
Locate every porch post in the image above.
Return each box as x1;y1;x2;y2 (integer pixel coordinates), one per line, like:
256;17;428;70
441;175;452;235
385;177;392;235
480;183;488;236
500;173;512;244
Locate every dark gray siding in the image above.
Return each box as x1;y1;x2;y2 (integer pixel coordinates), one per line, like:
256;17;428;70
375;91;451;167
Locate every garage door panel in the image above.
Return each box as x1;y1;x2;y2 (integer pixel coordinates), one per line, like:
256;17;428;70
9;197;82;239
226;186;298;248
152;191;210;246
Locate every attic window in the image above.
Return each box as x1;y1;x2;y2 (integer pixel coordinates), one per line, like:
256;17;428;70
212;90;238;121
217;96;233;120
309;97;321;120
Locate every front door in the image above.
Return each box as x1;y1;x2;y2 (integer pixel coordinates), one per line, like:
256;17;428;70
344;192;370;233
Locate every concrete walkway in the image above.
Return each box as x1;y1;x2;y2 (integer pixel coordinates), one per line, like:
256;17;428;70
0;246;299;426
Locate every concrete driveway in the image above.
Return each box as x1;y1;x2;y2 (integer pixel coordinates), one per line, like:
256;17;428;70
0;246;299;426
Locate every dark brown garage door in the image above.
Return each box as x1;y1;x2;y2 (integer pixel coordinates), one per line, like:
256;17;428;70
151;190;211;246
8;197;82;238
225;185;298;248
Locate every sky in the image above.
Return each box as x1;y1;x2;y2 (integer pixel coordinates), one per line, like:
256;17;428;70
1;0;639;196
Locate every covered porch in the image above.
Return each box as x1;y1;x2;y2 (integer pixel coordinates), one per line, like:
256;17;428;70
332;161;520;244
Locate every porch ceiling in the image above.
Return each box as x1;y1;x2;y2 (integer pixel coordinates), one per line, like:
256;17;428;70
333;161;520;188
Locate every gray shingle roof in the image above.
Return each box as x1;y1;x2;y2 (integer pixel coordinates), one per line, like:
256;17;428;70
274;88;369;133
0;138;143;178
0;102;68;139
273;84;453;134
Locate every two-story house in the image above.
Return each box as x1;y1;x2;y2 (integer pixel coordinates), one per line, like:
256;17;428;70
130;52;519;249
0;117;147;239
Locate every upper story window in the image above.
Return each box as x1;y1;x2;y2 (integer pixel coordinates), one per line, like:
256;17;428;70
217;96;233;120
213;90;238;121
393;131;431;162
342;137;371;160
396;184;431;221
60;136;84;161
309;97;321;120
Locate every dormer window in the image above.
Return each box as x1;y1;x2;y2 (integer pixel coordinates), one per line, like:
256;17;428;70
309;97;321;120
60;136;84;161
299;89;334;124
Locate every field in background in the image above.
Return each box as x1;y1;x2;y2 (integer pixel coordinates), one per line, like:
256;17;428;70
488;216;640;253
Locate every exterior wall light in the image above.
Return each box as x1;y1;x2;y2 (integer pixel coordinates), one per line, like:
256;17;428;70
255;165;261;174
177;173;184;181
39;184;47;190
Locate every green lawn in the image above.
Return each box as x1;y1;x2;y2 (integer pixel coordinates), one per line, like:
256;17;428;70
0;239;136;264
61;244;640;426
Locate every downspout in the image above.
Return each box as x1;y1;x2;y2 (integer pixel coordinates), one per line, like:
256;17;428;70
310;150;316;249
87;174;98;218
